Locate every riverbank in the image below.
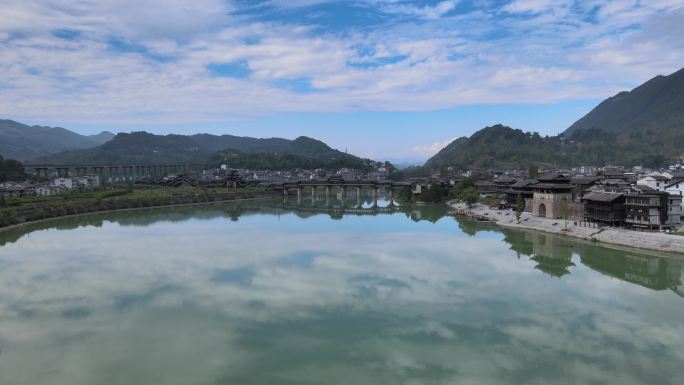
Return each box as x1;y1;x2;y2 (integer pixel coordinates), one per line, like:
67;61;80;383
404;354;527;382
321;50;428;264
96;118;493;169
448;200;684;256
0;189;280;232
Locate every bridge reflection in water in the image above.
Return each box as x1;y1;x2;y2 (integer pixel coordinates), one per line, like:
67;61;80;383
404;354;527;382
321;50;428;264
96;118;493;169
279;186;402;215
0;199;681;297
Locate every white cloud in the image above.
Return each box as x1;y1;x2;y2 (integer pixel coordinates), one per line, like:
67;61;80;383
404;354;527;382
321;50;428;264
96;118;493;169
412;137;456;156
380;0;459;19
0;1;683;125
503;0;559;14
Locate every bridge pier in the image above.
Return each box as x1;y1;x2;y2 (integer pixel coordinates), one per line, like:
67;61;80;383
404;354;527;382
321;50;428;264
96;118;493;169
35;167;49;178
297;187;302;205
372;187;378;207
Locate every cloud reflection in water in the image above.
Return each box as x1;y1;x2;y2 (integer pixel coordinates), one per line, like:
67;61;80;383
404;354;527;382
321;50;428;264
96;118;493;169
0;200;683;385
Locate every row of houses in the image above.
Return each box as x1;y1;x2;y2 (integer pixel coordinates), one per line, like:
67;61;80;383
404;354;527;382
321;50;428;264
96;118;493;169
0;176;101;198
478;170;683;231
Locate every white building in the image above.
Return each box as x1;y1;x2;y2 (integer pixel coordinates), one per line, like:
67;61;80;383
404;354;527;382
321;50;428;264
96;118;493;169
666;180;684;198
78;175;100;188
668;194;682;228
666;180;684;218
53;176;101;190
54;177;74;189
636;175;670;191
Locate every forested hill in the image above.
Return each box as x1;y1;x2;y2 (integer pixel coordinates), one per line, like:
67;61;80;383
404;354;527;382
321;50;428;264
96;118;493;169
565;67;684;136
425;68;684;170
35;131;380;170
0;119;114;161
424;124;683;170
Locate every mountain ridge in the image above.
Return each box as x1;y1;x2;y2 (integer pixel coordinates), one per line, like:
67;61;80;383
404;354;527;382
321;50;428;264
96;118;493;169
0;119;112;161
34;131;379;171
425;67;684;170
564;67;684;135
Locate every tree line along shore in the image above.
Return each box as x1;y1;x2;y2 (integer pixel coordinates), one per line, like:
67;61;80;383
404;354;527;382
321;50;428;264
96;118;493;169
0;186;278;229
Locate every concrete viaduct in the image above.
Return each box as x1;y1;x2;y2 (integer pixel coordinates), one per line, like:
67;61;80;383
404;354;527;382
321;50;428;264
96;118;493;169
23;162;221;179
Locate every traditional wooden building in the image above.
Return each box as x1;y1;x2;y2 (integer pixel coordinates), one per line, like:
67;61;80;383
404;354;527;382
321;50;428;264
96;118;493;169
581;191;625;226
493;177;517;192
624;192;669;230
474;180;498;196
532;173;573;219
504;179;537;211
596;169;627;181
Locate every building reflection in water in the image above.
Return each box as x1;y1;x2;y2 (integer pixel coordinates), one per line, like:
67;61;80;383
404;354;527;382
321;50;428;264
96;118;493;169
1;199;682;296
461;217;683;294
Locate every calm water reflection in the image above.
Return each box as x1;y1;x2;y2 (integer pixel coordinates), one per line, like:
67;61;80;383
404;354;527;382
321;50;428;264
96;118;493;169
0;198;683;385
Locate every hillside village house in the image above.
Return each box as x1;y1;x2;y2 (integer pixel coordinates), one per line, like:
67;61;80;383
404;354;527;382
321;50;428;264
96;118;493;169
532;173;573;219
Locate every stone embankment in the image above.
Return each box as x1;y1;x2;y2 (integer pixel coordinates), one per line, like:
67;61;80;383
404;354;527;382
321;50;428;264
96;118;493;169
448;201;684;256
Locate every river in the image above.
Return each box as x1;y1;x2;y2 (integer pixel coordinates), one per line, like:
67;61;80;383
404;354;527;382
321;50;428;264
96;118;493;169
0;197;682;385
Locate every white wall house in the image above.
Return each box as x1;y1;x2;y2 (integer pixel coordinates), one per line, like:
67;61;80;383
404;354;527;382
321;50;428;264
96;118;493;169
78;175;100;188
53;176;101;190
667;195;682;228
54;177;74;189
34;185;68;196
666;180;684;218
636;175;670;191
666;180;684;197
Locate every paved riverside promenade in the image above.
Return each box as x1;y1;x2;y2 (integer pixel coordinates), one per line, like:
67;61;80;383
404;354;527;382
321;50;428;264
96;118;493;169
448;201;684;256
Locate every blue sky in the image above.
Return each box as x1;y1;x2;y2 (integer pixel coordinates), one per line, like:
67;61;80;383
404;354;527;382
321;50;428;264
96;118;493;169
1;1;683;161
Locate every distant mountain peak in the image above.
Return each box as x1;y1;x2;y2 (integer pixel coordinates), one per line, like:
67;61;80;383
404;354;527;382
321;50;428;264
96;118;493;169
564;66;684;135
424;68;684;170
0;119;106;161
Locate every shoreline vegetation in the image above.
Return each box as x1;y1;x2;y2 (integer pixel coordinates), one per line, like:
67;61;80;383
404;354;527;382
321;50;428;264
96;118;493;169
0;186;280;231
448;200;684;257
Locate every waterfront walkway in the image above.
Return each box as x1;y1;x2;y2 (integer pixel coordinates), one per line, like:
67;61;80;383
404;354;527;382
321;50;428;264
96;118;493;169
448;201;684;256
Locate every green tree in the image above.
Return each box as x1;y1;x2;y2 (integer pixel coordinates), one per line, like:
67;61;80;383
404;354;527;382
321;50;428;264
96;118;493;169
0;156;28;182
528;163;539;178
460;186;479;208
561;197;571;230
449;176;475;198
515;193;523;222
396;187;413;201
419;184;444;203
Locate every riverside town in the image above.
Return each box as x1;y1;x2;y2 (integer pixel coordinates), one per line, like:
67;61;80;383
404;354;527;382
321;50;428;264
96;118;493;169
2;2;684;384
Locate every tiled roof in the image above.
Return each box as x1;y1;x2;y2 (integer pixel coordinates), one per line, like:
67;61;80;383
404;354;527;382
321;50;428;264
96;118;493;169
582;191;623;202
